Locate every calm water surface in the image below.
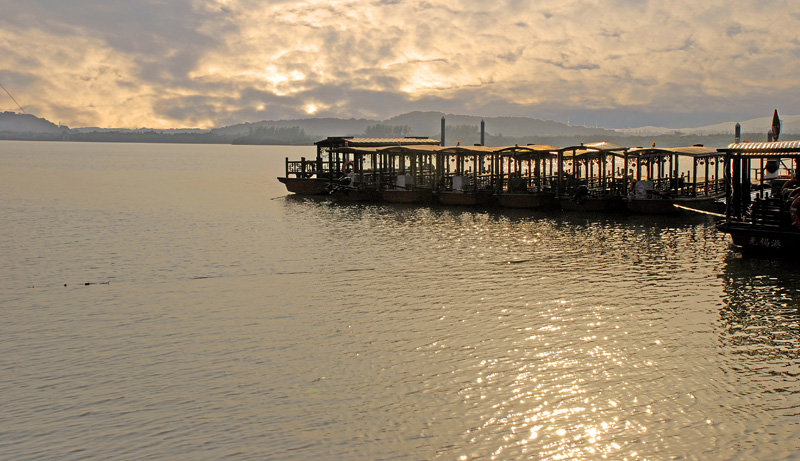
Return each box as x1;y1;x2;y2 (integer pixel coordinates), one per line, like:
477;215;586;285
2;141;800;459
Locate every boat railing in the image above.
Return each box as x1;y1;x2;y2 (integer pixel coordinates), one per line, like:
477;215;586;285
439;173;494;192
667;177;725;198
355;174;380;188
380;171;438;189
285;157;344;179
748;195;786;227
632;176;725;198
609;178;628;195
285;158;318;178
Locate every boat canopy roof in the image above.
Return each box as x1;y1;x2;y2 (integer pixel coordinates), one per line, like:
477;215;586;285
720;140;800;156
316;136;440;147
558;141;627;153
333;146;383;154
375;144;442;155
558;141;627;159
501;144;558;160
436;144;559;156
437;145;500;155
335;144;558;157
627;145;720;159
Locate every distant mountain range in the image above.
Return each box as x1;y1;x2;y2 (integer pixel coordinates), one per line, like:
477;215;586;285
618;114;800;136
211;111;619;139
1;110;796;140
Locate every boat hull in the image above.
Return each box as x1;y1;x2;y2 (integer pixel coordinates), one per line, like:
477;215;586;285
495;192;557;209
381;188;435;204
717;221;800;254
627;196;724;214
328;187;381;202
626;197;678;214
559;196;626;212
278;177;330;195
435;191;493;206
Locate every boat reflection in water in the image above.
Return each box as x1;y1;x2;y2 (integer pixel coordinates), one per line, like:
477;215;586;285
720;257;800;357
717;255;800;445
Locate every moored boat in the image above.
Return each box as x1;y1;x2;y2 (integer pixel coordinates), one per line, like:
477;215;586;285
625;145;725;214
278;176;331;195
717;134;800;254
435;189;494;206
375;145;439;204
556;142;629;212
494;145;559;209
434;145;497;206
278;136;440;195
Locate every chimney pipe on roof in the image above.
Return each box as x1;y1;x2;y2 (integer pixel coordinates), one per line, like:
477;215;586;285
734;123;741;144
480;119;485;146
441;116;445;146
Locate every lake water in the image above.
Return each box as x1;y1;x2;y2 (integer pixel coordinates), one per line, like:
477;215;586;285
2;141;800;459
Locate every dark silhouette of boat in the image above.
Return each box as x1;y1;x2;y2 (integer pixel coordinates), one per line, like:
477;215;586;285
717;136;800;254
433;145;497;206
625;145;726;214
555;142;628;212
493;145;560;209
277;136;440;195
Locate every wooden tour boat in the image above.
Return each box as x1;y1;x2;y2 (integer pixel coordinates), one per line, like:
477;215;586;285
625;145;725;214
716;116;800;255
277;136;440;196
434;145;497;206
494;145;559;209
375;145;439;204
556;142;628;212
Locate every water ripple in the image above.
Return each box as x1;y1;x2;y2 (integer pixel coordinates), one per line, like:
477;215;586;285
3;143;800;459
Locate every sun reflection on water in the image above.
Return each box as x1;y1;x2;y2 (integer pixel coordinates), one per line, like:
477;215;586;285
446;292;666;459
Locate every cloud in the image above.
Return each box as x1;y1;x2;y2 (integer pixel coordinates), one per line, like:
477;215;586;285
2;0;800;128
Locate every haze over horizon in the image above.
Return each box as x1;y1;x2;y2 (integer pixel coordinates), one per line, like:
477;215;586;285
2;0;800;131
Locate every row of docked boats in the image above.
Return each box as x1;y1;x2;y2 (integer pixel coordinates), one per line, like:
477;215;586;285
278;136;727;214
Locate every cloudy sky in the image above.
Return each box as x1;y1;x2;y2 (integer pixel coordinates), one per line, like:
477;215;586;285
2;0;800;129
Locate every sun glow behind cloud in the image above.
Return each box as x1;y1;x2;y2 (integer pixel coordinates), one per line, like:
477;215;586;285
2;0;800;128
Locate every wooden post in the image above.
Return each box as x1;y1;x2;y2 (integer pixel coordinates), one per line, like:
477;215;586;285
732;154;741;218
557;150;564;195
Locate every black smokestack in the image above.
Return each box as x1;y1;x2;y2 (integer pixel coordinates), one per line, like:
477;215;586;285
441;116;445;146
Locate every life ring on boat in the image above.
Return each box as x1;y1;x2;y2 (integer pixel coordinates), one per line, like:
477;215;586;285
790;195;800;229
782;176;799;195
342;161;356;174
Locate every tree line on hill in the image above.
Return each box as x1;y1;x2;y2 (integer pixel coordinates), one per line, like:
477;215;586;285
0;124;777;148
0;111;786;148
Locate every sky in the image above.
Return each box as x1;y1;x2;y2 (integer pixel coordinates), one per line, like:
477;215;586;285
2;0;800;130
